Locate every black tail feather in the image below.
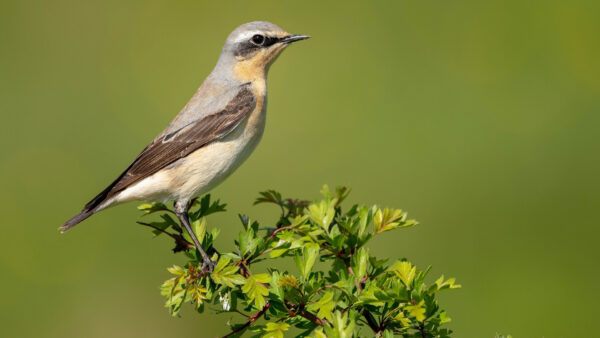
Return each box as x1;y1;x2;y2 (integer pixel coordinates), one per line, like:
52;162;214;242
59;208;96;233
59;174;121;233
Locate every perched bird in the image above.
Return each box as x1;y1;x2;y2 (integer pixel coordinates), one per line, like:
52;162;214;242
60;21;310;270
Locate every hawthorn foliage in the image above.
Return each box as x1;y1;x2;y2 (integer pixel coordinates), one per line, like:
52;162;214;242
137;186;460;337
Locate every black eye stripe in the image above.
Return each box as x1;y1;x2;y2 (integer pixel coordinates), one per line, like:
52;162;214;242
262;36;280;47
234;35;283;57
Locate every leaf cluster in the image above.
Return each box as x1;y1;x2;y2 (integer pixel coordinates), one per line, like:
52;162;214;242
137;186;460;337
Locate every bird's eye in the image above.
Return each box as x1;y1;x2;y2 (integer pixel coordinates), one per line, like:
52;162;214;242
251;34;265;45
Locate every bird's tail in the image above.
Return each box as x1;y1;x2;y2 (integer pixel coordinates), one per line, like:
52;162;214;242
59;176;118;233
59;208;96;233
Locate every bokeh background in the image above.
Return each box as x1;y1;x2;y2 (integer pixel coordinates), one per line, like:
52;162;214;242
1;1;599;337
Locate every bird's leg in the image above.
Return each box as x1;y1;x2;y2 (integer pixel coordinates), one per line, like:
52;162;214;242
174;201;216;272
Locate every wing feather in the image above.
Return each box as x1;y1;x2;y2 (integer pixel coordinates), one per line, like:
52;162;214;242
85;85;256;211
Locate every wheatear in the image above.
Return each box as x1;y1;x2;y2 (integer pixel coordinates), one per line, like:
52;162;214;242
60;21;309;270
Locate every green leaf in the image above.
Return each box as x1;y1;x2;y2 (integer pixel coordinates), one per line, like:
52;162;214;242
294;242;320;279
307;291;335;321
187;282;208;308
254;190;283;206
239;228;261;257
432;275;462;292
323;311;354;338
211;257;246;288
307;199;336;231
167;265;186;276
137;202;170;214
374;208;417;234
262;322;289;338
242;273;271;309
352;247;369;281
357;205;376;238
192;194;227;218
391;261;416;289
160;271;187;316
269;247;289;258
356;284;386;306
192;217;206;243
405;300;426;322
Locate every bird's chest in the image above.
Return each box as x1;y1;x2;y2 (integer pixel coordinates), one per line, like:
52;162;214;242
168;95;266;196
226;97;267;162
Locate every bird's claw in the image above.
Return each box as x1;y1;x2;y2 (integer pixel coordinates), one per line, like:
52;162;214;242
201;259;217;273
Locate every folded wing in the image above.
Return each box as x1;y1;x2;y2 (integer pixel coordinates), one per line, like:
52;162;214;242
60;84;256;232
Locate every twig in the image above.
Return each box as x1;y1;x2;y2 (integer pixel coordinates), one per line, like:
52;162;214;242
269;225;295;238
221;302;270;338
284;301;331;326
136;221;193;249
299;308;331;326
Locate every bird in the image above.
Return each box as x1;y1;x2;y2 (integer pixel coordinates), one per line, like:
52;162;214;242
60;21;310;271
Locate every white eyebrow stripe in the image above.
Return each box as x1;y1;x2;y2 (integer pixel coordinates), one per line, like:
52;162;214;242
233;31;263;43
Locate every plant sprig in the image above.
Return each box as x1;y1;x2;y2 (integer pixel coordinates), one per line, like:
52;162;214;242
138;186;460;337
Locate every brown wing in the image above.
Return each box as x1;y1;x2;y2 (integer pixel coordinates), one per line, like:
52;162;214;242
84;85;256;211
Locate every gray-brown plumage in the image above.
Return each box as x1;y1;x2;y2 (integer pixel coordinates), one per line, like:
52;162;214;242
61;85;256;232
60;21;309;271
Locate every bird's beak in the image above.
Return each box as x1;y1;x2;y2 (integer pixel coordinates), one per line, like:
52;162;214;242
281;34;311;44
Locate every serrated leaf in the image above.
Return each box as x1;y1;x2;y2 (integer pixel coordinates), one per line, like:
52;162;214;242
239;228;261;257
393;310;411;326
307;199;336;231
211;257;246;288
262;322;289;338
357;206;375;238
187;282;208;308
295;243;320;279
242;274;271;309
432;275;462;292
192;217;206;243
307;291;335;321
254;190;283;206
391;261;416;289
167;265;186;276
325;311;354;338
405;300;426;321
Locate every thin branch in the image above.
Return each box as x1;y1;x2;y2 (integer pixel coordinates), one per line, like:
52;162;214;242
299;308;331;326
284;301;331;326
231;309;250;318
136;221;193;249
221;302;270;338
269;225;295;238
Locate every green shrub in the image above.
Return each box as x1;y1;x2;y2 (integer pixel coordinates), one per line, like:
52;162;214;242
137;186;460;337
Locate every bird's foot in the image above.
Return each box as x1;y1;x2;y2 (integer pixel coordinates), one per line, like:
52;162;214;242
201;259;217;273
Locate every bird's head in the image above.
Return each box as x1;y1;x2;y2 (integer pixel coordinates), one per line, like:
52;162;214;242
218;21;310;82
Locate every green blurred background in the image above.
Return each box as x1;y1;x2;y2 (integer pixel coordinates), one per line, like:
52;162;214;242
1;0;599;337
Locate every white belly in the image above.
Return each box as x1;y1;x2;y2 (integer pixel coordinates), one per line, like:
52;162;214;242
102;111;266;209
